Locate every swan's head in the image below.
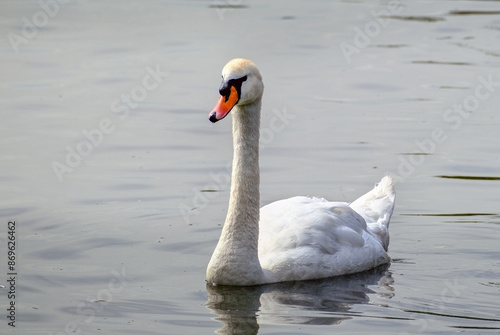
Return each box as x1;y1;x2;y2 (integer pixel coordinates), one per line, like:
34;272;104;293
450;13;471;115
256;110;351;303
209;58;264;123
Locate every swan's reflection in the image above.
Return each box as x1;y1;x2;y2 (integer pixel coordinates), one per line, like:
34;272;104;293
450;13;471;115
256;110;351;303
206;264;394;335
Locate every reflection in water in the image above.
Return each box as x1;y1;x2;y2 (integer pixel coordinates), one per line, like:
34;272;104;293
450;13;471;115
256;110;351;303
206;264;393;335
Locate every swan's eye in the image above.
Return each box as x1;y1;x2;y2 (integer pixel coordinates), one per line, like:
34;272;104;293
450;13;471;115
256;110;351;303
229;75;248;88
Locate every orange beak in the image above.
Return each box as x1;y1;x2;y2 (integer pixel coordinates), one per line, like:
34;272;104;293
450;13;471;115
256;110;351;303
208;85;239;123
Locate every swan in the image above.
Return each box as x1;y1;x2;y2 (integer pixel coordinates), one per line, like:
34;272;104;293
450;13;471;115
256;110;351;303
206;58;395;286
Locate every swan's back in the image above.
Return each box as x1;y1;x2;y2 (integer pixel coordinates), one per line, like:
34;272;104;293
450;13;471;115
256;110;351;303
258;177;395;283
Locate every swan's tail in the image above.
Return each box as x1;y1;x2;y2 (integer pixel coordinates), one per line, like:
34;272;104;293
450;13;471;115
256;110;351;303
349;176;395;250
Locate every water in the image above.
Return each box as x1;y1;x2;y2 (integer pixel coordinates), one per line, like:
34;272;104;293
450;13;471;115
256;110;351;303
1;0;500;334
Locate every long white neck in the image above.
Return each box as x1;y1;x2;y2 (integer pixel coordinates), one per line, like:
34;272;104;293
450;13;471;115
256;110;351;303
206;99;265;286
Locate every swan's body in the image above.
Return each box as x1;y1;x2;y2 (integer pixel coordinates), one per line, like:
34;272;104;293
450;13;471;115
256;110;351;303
207;58;395;286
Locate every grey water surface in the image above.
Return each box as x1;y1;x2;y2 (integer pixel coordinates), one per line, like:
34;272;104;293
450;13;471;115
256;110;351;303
1;1;500;334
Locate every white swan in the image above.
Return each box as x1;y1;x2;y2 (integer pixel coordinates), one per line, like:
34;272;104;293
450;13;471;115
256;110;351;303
206;58;395;286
